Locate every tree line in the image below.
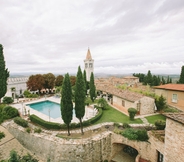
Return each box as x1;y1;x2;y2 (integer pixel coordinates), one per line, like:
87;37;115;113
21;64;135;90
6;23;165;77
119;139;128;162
26;73;76;94
133;70;172;86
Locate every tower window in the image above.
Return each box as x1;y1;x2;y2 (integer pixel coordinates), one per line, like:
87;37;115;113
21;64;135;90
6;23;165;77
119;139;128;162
89;63;93;68
85;63;88;68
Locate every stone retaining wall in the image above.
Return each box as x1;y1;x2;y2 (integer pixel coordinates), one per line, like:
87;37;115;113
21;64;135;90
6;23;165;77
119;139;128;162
6;123;112;162
5;121;166;162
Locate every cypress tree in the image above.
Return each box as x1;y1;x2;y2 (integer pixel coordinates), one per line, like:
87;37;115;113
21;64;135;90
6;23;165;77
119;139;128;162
61;73;73;136
75;66;86;134
89;72;96;102
0;44;9;103
83;70;87;95
179;66;184;83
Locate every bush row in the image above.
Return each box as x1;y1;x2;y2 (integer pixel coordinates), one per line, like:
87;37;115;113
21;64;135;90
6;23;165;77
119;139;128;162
14;117;28;128
29;108;103;130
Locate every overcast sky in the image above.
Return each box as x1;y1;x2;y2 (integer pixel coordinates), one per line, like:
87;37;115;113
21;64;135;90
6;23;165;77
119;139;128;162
1;0;184;76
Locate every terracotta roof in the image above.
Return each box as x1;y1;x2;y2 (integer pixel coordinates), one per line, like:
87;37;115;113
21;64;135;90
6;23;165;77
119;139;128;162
164;113;184;125
96;84;144;102
154;84;184;92
86;48;92;60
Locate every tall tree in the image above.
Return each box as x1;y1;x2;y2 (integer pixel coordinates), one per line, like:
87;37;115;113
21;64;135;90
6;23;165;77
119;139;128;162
61;73;73;136
43;73;55;92
0;44;9;103
89;72;96;102
75;66;86;134
179;66;184;83
83;70;88;95
161;76;166;85
55;75;64;87
27;74;45;93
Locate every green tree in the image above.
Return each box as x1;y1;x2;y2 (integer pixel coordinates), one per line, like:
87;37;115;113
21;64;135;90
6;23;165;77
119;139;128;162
155;95;166;111
89;72;96;102
43;73;55;92
61;73;73;136
178;66;184;83
0;44;9;103
55;75;64;87
145;70;153;86
97;98;108;109
161;76;166;85
75;66;86;134
83;70;88;95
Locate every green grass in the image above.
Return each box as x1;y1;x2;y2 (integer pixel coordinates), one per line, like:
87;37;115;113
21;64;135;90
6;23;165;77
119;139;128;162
145;114;166;124
94;105;143;124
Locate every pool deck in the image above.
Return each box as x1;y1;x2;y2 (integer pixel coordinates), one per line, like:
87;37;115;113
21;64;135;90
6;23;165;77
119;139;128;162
11;96;97;124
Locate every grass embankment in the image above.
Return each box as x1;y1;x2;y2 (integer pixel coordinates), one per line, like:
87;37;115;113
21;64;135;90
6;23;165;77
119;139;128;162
145;114;166;124
94;105;143;124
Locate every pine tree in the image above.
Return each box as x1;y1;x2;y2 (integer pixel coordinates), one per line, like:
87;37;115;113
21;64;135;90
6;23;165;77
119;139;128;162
89;72;96;102
179;66;184;84
61;73;73;136
75;66;86;134
0;44;9;103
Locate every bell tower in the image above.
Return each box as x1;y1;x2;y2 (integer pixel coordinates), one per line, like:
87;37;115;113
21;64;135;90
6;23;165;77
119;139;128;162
84;48;94;81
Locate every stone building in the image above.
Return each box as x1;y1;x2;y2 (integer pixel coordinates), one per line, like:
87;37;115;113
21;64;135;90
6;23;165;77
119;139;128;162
5;77;28;98
154;84;184;111
84;48;94;82
95;78;155;115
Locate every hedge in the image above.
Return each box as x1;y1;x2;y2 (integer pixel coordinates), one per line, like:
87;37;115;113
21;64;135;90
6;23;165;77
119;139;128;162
14;117;28;128
30;108;103;130
29;115;63;130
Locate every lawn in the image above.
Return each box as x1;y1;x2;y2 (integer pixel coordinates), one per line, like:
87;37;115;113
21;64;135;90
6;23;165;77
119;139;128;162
145;114;166;124
94;105;143;124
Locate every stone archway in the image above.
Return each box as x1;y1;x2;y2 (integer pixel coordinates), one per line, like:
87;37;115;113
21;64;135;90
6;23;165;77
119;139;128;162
111;143;138;162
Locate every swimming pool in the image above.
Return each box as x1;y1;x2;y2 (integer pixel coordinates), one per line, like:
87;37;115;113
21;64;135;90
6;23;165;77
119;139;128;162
27;100;74;119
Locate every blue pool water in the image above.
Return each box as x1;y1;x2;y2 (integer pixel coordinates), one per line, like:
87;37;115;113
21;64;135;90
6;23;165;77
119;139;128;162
27;100;63;119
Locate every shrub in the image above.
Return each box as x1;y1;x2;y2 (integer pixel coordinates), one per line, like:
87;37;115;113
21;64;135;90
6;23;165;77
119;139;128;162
128;108;137;120
113;122;120;127
26;127;31;133
3;106;19;119
2;96;14;104
155;120;166;130
122;128;149;141
14;117;28;128
123;122;131;128
34;127;42;133
0;131;5;140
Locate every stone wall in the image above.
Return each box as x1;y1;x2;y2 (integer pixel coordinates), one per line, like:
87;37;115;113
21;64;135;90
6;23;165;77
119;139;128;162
164;118;184;162
139;96;155;115
112;95;155;115
7;123;167;162
6;123;112;162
